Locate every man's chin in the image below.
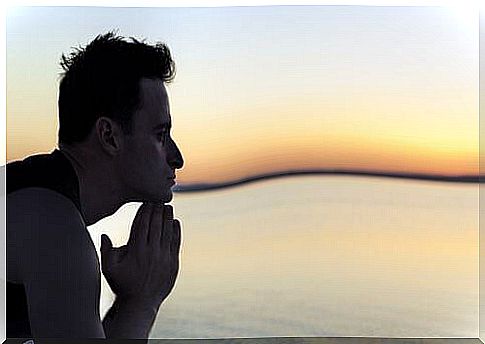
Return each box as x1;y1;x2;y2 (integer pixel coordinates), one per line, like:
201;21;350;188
131;188;173;204
153;190;173;204
164;192;174;203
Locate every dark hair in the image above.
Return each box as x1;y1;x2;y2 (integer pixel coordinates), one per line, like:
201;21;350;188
58;31;176;144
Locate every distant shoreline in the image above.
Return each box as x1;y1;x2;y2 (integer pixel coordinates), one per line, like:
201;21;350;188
173;170;482;193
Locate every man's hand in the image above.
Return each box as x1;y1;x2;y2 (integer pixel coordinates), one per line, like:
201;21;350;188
100;203;181;308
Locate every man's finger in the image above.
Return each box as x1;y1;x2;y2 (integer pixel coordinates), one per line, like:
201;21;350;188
100;234;114;271
170;219;181;259
169;219;181;282
133;203;153;255
149;203;164;250
127;203;148;249
161;205;173;254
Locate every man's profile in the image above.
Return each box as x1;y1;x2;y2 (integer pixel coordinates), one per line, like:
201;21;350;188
6;31;185;340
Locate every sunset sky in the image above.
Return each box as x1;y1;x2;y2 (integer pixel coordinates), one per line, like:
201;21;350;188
6;5;478;184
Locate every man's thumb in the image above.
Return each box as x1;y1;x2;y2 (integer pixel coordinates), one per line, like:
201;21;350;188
101;234;112;252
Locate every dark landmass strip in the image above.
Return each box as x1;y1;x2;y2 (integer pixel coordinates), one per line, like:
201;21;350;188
172;170;482;193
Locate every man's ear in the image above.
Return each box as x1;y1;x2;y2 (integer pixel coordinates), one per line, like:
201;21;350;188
95;117;123;155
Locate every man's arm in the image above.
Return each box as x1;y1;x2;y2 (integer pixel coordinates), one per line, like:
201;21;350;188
8;187;105;339
9;188;160;341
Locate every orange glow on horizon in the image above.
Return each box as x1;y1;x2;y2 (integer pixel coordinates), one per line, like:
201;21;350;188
175;140;478;185
8;127;478;185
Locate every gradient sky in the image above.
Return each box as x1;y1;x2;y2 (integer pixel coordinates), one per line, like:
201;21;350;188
6;5;478;184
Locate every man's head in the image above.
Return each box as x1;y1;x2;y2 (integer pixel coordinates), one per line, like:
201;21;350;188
58;32;184;203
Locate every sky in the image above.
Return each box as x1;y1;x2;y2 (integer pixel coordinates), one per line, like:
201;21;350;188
6;5;479;184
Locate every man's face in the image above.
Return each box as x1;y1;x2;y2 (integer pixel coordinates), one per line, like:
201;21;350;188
119;78;184;203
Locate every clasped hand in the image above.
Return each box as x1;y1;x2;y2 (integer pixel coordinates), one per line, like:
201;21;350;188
100;203;181;308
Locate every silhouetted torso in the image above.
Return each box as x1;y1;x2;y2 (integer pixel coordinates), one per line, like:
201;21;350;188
6;149;82;338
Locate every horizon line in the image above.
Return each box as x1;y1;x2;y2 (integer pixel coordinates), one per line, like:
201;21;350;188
173;169;481;193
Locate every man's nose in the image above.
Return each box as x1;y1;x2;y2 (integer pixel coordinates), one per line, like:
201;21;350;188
168;138;184;170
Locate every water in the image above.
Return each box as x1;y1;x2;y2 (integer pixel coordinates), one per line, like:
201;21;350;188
87;176;478;338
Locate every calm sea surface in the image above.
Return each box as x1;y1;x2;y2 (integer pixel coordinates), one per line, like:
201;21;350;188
87;176;478;339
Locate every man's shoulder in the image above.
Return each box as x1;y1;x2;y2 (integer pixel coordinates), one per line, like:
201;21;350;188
7;187;100;282
6;150;83;214
6;151;57;192
7;187;91;253
8;187;83;222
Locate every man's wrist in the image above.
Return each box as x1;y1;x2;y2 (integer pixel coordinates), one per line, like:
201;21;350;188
102;296;161;339
115;295;162;314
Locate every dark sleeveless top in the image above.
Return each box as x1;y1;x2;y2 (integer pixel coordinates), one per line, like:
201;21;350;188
6;149;82;338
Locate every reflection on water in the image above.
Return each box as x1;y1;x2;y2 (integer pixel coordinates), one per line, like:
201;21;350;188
87;176;478;338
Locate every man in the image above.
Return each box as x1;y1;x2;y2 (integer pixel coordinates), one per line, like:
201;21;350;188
7;32;184;340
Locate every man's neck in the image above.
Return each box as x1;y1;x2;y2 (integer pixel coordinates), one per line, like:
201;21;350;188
58;144;126;226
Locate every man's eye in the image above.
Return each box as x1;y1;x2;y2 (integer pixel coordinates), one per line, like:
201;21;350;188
157;131;168;144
